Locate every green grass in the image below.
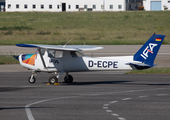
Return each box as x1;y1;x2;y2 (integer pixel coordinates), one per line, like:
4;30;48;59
0;11;170;45
0;55;19;64
126;67;170;74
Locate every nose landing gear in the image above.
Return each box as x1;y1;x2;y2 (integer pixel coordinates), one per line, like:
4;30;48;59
28;75;36;83
28;71;37;83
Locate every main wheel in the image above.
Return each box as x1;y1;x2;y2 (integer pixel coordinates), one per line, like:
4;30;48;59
28;76;36;84
49;76;58;84
64;75;73;83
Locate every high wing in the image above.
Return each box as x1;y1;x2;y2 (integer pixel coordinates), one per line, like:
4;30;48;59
16;44;103;51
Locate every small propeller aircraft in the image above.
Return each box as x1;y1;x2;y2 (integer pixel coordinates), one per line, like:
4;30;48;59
14;33;165;84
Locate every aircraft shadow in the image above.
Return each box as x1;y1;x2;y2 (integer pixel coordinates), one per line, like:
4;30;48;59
43;81;131;86
0;107;42;111
128;83;170;86
0;87;34;92
62;81;170;86
43;80;170;86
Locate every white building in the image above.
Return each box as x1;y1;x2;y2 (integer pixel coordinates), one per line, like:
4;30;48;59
6;0;126;12
3;0;170;12
143;0;170;11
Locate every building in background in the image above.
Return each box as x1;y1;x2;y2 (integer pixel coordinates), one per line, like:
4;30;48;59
5;0;126;12
143;0;170;11
2;0;170;12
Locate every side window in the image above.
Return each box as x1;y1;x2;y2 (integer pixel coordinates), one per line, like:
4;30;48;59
24;4;28;9
57;5;60;9
70;51;85;58
33;4;36;9
16;4;19;9
110;5;113;9
84;5;87;9
48;50;63;58
41;5;44;9
76;5;79;9
69;5;71;9
93;5;96;9
118;5;122;9
54;51;63;58
49;5;52;9
70;51;78;58
8;4;11;9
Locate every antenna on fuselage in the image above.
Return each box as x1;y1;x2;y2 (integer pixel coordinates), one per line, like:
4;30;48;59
63;39;73;48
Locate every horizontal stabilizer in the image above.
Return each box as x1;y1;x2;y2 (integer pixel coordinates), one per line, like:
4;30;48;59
127;62;151;70
127;62;150;67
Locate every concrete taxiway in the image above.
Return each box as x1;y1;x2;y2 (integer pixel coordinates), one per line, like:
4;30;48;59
0;72;170;120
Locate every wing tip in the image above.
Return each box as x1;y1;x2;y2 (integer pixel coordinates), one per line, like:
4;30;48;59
16;44;37;48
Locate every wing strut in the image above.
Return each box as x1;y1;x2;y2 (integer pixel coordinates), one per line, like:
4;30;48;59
37;48;47;69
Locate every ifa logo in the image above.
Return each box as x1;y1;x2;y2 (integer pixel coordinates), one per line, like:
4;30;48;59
141;43;157;59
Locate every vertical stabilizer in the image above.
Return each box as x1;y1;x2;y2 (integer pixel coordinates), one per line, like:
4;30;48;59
134;34;165;67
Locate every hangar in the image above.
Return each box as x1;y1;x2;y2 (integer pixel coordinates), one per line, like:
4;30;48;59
2;0;170;12
144;0;170;11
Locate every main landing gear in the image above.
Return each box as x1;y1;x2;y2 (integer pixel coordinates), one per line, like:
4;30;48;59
49;76;58;84
64;72;73;83
28;71;73;84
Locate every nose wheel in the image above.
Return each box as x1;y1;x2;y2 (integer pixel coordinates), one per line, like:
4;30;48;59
28;75;36;83
28;71;37;84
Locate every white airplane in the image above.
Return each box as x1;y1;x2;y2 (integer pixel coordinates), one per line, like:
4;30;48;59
14;34;165;84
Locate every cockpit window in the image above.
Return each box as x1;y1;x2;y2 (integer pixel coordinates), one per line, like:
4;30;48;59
48;50;63;58
70;51;85;58
55;51;63;58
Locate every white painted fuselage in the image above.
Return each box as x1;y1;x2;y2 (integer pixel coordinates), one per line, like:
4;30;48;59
19;51;134;72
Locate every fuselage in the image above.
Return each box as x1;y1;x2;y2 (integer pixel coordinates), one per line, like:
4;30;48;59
18;50;134;72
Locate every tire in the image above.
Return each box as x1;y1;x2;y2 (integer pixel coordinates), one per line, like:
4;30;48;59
49;76;58;84
64;75;73;83
28;76;36;84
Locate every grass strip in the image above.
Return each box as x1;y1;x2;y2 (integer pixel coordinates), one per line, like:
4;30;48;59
0;55;19;64
0;11;170;45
